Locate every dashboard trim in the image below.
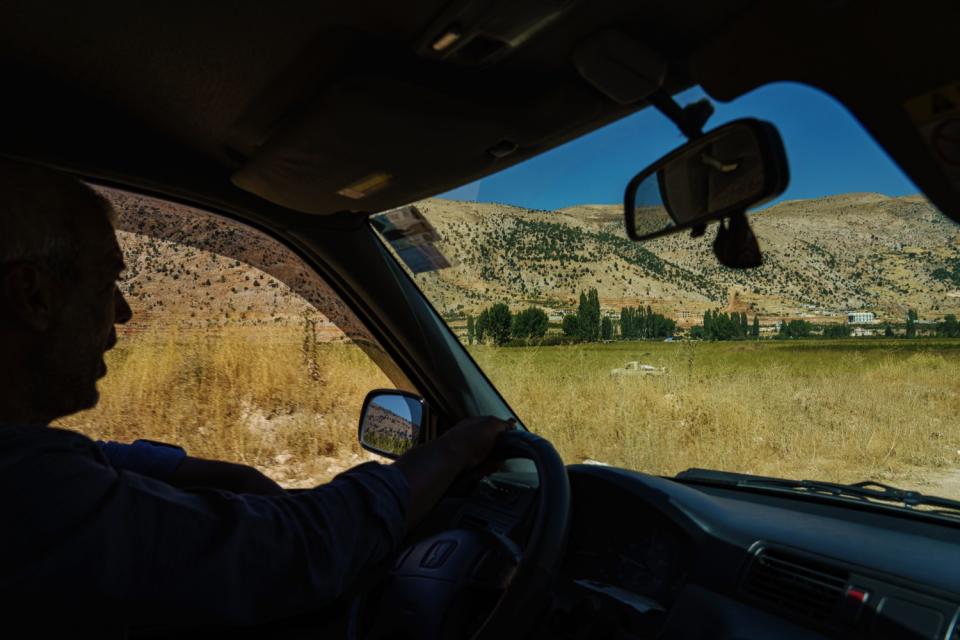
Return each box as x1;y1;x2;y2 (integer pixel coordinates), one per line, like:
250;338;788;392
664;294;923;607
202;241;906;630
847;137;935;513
565;463;960;639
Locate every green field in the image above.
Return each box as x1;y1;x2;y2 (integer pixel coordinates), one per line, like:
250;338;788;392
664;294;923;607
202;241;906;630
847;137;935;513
471;339;960;495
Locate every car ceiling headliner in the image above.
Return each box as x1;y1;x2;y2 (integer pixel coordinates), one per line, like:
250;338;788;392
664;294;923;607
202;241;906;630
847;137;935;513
1;1;959;226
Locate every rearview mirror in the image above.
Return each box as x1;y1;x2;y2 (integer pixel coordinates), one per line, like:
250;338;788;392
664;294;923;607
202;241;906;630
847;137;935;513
624;118;789;241
358;390;426;459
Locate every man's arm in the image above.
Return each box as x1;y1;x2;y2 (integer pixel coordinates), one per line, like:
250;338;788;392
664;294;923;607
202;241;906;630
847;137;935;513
97;438;285;495
4;452;408;626
171;456;286;495
7;417;510;626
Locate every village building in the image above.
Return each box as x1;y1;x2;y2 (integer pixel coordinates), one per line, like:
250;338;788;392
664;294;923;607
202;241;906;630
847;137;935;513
847;311;875;324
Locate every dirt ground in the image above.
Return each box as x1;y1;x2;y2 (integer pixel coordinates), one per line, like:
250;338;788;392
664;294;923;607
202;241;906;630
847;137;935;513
922;468;960;500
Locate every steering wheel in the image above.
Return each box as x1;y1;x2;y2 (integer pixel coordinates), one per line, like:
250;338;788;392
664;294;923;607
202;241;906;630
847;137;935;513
348;430;571;640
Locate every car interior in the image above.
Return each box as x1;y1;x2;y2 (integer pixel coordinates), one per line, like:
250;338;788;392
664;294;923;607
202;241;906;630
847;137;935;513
2;2;960;639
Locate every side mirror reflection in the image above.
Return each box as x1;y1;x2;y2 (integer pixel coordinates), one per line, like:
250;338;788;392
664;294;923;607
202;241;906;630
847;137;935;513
358;390;426;459
625;118;789;241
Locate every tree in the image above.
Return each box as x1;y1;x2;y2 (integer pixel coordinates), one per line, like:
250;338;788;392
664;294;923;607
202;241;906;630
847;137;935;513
906;309;918;338
938;314;960;338
486;303;513;346
562;314;579;337
512;307;548;340
736;312;747;338
576;288;601;342
601;316;614;341
528;308;549;338
614;303;676;340
577;292;590;341
511;312;526;339
823;323;852;338
884;323;894;338
706;311;736;340
779;319;812;339
752;315;760;339
475;309;489;344
466;315;475;345
620;307;636;340
588;289;602;341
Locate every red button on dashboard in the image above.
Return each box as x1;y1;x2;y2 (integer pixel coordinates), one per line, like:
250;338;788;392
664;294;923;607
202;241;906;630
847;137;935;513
846;587;869;604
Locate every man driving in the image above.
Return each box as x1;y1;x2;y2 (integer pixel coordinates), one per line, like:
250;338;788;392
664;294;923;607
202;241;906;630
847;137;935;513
0;160;511;634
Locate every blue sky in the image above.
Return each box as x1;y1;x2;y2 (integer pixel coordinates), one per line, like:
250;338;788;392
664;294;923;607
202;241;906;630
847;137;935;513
440;82;918;210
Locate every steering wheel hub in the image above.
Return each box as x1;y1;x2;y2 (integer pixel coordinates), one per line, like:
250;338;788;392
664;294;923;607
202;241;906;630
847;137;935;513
350;430;570;640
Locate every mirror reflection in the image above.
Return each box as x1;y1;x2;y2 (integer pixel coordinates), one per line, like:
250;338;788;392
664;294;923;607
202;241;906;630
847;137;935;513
627;119;787;240
359;392;423;457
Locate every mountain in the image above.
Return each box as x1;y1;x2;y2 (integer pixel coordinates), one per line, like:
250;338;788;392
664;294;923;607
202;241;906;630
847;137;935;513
101;187;347;340
407;194;960;324
99;185;960;332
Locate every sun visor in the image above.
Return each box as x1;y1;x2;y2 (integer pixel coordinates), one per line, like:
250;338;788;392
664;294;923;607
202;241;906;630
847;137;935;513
230;74;602;214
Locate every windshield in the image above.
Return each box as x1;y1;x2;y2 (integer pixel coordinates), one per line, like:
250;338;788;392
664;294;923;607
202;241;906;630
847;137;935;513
372;83;960;502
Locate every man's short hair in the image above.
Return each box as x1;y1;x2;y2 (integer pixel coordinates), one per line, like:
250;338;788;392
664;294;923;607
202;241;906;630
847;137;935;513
0;160;116;278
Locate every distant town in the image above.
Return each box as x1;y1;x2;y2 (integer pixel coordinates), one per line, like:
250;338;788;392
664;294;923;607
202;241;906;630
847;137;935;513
448;289;960;346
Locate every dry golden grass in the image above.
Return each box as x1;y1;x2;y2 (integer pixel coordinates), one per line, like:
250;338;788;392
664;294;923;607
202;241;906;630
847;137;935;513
58;328;960;498
58;325;392;486
471;339;960;496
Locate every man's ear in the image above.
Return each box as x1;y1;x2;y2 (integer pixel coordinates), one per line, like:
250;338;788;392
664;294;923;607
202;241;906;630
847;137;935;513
0;263;61;331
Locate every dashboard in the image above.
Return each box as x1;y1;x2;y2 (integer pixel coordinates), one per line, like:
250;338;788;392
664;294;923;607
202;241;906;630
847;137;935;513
545;464;960;640
424;461;960;639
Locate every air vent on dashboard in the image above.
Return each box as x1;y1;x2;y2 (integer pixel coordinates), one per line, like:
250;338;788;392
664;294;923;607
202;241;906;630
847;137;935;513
742;548;849;626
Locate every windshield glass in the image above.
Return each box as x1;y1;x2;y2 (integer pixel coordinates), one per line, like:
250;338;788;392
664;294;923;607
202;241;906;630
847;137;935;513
372;83;960;501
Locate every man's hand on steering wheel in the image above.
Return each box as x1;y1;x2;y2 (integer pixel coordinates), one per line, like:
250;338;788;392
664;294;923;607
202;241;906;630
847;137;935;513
393;416;515;531
354;424;570;640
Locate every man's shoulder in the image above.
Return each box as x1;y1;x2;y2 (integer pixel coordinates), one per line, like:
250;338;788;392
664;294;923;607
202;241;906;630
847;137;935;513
0;423;104;470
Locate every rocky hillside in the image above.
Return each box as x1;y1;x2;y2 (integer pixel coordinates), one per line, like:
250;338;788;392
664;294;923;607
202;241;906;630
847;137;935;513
100;187;357;340
407;194;960;323
95;185;960;332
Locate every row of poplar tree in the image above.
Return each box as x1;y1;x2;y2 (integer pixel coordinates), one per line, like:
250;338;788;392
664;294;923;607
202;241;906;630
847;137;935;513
690;310;759;340
561;289;678;342
466;303;960;346
466;288;677;346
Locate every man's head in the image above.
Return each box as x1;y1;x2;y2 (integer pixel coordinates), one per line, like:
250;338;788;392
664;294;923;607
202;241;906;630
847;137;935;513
0;160;131;425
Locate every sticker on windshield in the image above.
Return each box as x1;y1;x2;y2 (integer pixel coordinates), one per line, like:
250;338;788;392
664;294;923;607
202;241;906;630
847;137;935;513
904;81;960;189
371;205;452;274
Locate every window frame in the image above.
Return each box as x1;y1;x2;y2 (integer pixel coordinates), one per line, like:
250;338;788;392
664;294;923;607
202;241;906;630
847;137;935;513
82;175;517;432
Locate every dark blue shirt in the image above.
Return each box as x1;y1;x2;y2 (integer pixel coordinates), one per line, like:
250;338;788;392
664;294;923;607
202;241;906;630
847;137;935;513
0;423;409;635
96;438;187;480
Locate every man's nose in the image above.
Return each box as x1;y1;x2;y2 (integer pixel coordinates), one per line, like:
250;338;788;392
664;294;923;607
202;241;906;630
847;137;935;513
114;286;133;324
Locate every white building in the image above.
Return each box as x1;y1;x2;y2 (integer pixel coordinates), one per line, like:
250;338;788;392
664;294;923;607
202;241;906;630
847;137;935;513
847;311;875;324
546;309;566;323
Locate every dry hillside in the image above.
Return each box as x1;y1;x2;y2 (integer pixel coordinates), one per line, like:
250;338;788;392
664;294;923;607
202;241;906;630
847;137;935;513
408;194;960;323
97;187;960;330
99;187;366;342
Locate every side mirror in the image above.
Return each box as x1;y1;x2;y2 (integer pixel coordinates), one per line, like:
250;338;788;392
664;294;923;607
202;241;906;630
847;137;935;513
358;390;426;459
624;118;789;241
